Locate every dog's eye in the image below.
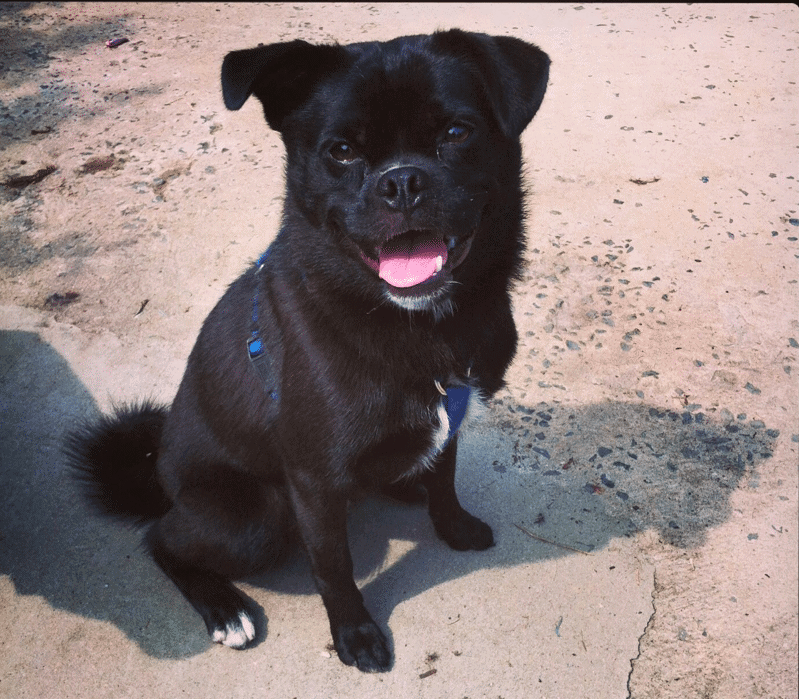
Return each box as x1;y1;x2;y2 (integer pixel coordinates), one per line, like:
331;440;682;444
444;124;472;144
329;142;359;163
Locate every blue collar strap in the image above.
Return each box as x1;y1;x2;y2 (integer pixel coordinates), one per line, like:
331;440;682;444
443;384;471;443
248;249;279;401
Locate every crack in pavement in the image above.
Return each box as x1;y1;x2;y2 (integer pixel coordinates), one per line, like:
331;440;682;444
627;568;658;699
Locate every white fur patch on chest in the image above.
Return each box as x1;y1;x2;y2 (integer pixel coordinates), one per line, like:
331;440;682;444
430;400;451;454
399;387;486;481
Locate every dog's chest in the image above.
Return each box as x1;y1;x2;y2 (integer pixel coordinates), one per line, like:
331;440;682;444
411;382;486;475
430;383;474;450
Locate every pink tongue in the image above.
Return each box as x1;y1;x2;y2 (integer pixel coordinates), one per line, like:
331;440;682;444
378;233;448;288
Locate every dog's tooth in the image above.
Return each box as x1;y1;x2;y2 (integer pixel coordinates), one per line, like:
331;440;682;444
436;255;443;273
445;236;457;251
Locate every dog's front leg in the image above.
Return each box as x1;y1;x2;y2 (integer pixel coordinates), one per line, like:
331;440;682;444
421;436;495;551
286;479;392;673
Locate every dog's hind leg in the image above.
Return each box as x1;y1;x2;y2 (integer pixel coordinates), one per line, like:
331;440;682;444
149;541;257;649
146;469;292;649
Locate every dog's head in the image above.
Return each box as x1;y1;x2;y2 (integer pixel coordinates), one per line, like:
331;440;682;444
222;30;550;316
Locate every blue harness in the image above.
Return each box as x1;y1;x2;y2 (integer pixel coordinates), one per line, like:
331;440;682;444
443;384;471;444
247;249;279;401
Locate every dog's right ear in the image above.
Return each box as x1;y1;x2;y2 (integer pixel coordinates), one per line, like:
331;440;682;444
221;41;349;132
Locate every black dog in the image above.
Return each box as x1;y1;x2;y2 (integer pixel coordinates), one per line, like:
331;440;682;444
65;30;549;673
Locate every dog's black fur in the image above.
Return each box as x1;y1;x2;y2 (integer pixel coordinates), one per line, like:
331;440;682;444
64;30;549;672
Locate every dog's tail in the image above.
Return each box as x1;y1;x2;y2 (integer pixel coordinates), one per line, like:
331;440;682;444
64;401;172;523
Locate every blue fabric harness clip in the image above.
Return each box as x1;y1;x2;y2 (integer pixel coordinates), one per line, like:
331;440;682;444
444;385;471;443
247;337;264;357
248;249;279;401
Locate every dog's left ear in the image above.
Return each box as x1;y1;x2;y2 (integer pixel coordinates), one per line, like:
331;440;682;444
221;40;349;132
432;30;551;138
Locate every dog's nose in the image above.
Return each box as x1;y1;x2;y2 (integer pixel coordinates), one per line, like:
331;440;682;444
377;166;429;211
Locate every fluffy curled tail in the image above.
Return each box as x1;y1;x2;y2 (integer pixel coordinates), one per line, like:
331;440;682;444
64;401;172;523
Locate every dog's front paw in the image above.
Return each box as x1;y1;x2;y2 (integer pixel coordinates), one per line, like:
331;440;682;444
333;620;392;673
433;509;495;551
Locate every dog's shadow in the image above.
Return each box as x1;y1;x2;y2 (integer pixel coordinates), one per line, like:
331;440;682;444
0;330;778;659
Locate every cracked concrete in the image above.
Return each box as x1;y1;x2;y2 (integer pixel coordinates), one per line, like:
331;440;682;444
627;569;658;699
1;3;797;698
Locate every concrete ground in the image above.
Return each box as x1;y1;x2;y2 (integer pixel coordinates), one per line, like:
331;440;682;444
0;3;797;698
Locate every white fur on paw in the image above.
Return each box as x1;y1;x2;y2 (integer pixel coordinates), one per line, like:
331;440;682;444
212;611;256;649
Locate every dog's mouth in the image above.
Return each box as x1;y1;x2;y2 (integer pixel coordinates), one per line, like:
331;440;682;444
360;230;473;290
